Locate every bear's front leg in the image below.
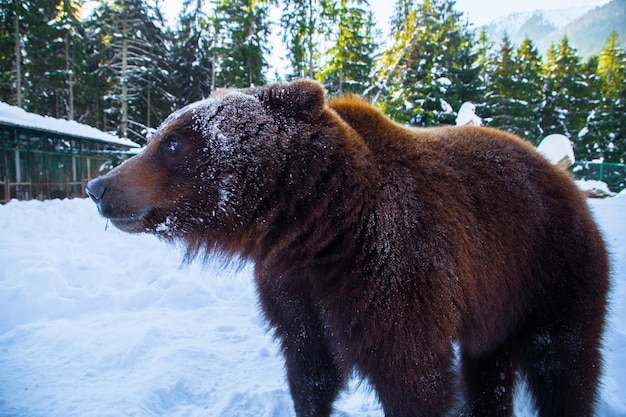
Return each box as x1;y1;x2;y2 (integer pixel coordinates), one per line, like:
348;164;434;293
255;274;347;417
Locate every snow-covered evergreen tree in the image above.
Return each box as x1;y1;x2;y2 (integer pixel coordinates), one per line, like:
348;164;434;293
485;36;544;143
88;0;172;141
609;87;626;164
316;0;377;96
280;0;334;80
24;1;68;117
377;0;477;126
512;38;544;142
169;0;214;108
48;0;87;121
577;56;607;161
445;29;485;123
213;0;270;87
597;31;626;163
0;0;23;106
484;35;516;133
0;0;87;119
541;36;589;156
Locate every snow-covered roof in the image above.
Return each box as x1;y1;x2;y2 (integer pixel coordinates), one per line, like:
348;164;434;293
0;101;140;148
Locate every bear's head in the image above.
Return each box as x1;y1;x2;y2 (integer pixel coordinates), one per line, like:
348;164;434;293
86;80;337;256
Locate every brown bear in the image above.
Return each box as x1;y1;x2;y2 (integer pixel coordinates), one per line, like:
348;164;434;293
86;80;609;417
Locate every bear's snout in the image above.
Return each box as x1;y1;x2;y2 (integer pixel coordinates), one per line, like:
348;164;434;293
86;176;120;219
86;177;107;206
85;169;156;233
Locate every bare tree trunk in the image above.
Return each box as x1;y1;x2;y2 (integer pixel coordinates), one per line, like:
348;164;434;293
146;72;151;129
211;51;216;91
307;0;314;78
65;32;74;120
121;14;129;138
14;0;22;107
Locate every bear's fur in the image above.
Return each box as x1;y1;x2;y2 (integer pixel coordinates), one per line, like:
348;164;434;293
86;80;609;417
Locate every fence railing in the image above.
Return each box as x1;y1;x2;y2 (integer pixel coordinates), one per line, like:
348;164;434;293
572;161;626;193
1;148;131;203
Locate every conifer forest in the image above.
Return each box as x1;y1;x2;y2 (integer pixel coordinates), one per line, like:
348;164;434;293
1;0;625;166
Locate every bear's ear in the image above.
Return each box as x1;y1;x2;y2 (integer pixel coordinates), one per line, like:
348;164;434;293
256;79;326;122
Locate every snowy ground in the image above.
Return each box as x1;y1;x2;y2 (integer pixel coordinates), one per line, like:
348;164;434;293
0;195;625;417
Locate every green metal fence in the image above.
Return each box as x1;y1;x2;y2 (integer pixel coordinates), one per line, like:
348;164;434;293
572;161;626;193
1;124;134;203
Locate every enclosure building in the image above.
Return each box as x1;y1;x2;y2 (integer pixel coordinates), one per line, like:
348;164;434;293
1;102;140;203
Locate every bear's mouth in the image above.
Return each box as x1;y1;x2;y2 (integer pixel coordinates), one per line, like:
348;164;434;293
109;209;181;236
109;216;149;233
105;208;155;233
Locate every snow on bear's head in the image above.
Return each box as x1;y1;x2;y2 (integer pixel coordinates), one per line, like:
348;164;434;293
86;80;328;257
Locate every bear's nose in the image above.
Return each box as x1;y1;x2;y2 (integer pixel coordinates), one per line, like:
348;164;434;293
86;177;107;204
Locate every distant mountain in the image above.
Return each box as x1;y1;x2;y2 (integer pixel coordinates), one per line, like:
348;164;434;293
481;0;626;57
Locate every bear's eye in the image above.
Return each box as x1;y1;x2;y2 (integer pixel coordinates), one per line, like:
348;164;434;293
162;134;182;156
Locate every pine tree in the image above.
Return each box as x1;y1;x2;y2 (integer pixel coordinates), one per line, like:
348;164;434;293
445;28;484;125
541;43;564;137
316;0;377;96
541;36;589;156
23;0;67;116
370;0;417;105
48;0;87;120
598;31;626;100
577;56;606;160
213;0;271;87
0;0;22;105
485;36;544;143
0;0;76;114
169;0;214;108
472;29;495;122
597;31;626;163
474;29;493;83
610;86;626;164
1;0;90;120
485;35;516;133
280;0;333;79
378;0;476;126
577;33;626;189
512;38;544;142
80;11;116;130
88;0;172;141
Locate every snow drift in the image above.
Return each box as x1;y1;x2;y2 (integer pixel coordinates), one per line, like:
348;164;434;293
0;196;625;416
